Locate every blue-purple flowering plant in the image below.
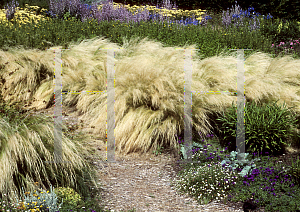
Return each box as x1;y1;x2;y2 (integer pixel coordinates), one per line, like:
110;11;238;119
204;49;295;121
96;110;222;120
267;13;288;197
3;0;19;21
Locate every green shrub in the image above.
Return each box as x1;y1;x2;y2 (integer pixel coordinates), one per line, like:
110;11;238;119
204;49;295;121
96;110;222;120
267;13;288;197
214;99;299;157
54;186;83;210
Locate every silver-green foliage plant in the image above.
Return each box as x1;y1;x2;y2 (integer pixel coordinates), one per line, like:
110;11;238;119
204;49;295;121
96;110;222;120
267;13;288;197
215;99;298;157
13;184;63;212
220;150;261;178
179;141;204;160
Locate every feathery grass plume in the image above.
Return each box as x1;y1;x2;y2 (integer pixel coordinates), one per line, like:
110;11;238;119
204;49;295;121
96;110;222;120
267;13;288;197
2;33;300;158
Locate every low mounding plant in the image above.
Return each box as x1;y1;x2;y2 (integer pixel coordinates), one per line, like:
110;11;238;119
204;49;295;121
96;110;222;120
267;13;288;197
170;160;241;205
271;38;300;58
176;135;227;164
13;184;63;212
214;99;299;157
53;186;83;210
178;139;204;160
220;150;261;178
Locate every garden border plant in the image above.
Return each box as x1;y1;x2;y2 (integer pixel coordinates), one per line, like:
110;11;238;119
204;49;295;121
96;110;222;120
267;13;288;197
213;98;299;157
0;0;300;211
